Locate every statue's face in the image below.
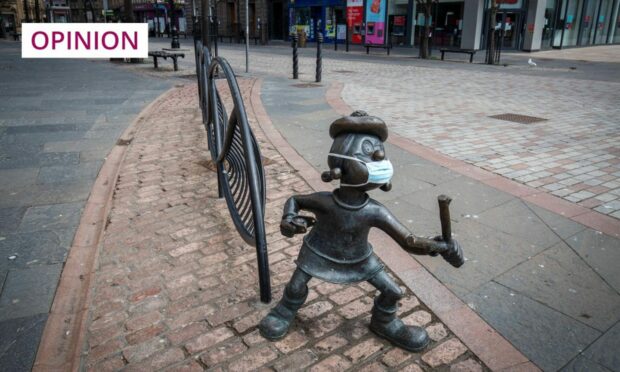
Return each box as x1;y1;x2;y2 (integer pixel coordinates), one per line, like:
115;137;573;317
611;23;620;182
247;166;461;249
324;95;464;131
329;133;387;191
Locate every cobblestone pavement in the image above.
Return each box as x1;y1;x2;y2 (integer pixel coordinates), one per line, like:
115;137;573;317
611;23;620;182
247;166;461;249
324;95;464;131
82;80;488;371
0;41;171;371
144;40;620;219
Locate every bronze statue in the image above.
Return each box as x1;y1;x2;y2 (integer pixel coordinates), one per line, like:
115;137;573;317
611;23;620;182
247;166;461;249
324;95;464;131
259;111;464;352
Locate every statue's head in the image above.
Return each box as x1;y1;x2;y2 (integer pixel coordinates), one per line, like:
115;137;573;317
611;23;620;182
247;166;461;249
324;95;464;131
322;111;393;192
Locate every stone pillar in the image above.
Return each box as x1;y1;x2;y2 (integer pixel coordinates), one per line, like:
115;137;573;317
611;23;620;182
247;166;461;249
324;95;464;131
522;0;545;51
406;0;415;46
461;0;484;49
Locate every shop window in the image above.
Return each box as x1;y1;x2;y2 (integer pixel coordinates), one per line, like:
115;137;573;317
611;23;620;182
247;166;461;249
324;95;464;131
594;0;614;43
561;0;583;46
542;0;556;48
579;0;599;45
612;0;620;42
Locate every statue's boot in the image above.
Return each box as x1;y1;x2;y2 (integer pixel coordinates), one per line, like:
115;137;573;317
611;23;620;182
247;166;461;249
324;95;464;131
369;300;430;352
259;287;307;340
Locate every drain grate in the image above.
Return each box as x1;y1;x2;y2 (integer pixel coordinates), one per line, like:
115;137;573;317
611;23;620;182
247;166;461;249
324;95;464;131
292;83;322;88
489;113;548;124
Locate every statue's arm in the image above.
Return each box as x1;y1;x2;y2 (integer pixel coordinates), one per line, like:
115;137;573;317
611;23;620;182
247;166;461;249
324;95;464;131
280;193;326;237
282;193;325;217
372;202;464;266
372;204;444;256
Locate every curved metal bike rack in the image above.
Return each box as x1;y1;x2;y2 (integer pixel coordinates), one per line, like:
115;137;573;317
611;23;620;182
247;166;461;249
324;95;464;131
195;42;271;303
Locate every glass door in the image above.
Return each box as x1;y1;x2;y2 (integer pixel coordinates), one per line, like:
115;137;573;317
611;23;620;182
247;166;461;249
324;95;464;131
563;0;584;46
594;0;614;43
542;0;558;48
613;0;620;42
552;0;568;47
496;12;522;49
579;0;599;44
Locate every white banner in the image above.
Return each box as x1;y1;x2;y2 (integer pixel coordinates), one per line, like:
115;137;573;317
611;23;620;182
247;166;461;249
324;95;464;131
22;23;149;58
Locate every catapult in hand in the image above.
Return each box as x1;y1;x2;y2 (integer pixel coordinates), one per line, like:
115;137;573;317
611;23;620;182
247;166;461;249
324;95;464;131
260;111;464;352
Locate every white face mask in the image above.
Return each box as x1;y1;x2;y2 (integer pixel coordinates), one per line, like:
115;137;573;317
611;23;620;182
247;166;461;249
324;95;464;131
328;153;393;187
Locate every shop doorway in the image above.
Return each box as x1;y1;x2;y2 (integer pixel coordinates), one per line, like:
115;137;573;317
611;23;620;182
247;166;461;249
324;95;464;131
311;6;322;39
496;11;523;48
270;0;285;39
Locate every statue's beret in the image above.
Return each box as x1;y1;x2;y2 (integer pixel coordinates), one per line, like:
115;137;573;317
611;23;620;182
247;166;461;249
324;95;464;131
329;111;388;142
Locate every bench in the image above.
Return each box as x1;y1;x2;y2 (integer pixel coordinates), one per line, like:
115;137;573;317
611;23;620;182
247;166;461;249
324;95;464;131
365;44;392;55
148;51;185;71
440;48;476;63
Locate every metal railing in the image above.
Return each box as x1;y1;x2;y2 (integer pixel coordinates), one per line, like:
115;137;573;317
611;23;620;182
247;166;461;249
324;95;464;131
195;40;271;303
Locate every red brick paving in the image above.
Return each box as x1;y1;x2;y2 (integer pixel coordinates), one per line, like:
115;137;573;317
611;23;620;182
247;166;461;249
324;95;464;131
80;80;488;371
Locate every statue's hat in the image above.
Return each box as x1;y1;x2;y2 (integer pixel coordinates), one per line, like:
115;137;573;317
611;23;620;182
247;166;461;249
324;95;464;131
329;111;388;142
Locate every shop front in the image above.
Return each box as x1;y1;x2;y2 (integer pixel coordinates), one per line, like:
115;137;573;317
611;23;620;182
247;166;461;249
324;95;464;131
141;1;186;36
480;0;526;50
414;0;465;49
547;0;620;47
289;0;346;42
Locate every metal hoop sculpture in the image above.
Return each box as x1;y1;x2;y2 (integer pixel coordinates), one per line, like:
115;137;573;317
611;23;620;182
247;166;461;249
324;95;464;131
195;45;271;303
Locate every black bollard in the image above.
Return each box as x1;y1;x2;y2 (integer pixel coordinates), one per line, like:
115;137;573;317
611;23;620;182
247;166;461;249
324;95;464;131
316;33;323;83
292;34;299;79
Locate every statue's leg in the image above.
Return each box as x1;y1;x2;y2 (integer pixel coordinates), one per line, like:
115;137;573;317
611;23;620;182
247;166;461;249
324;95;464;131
259;268;311;340
368;270;429;352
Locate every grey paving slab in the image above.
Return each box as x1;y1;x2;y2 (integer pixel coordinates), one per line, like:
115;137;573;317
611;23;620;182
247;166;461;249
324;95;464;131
526;203;587;240
566;229;620;293
0;182;94;208
38;152;82;167
0;152;81;170
276;121;332;151
386;150;463;187
0;314;48;372
3;131;87;144
0;229;74;271
377;198;444;238
0;270;6;294
0;168;39;190
583;321;620;371
415;218;549;296
0;264;63;321
374;163;435;202
406;177;516;218
18;202;83;233
5;123;79;134
477;199;563;250
0;207;26;233
496;242;620;331
37;161;103;185
465;281;601;371
43;139;115;153
561;355;613;372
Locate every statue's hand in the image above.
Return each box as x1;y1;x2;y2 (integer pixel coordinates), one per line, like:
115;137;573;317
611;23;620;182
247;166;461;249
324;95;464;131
280;215;316;237
280;215;297;237
432;236;464;268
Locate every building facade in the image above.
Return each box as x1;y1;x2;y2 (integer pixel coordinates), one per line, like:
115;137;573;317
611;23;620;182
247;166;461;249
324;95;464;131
47;0;71;22
211;0;269;41
1;0;46;33
280;0;619;51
